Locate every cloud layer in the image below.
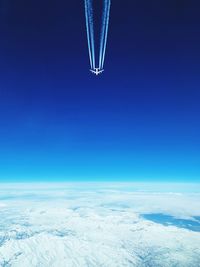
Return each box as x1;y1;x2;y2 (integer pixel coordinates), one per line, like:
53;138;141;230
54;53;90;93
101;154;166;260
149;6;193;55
0;183;200;267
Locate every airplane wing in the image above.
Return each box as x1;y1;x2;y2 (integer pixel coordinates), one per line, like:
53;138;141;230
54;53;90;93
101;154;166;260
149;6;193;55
90;69;104;75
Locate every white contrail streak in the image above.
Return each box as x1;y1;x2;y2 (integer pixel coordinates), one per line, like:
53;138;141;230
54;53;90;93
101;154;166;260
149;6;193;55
99;0;107;69
84;0;95;69
100;0;111;70
88;0;95;69
84;0;93;69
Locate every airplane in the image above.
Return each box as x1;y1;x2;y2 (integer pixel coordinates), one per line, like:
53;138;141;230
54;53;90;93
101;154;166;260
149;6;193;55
90;68;104;75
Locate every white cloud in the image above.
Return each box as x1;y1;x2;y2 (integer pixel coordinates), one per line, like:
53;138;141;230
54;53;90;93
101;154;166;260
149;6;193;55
0;183;200;267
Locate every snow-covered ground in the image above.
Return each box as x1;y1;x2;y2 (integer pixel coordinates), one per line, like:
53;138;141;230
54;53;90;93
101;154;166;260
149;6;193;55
0;182;200;267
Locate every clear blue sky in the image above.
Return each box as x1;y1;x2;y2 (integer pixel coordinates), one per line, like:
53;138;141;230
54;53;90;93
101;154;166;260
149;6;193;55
0;0;199;182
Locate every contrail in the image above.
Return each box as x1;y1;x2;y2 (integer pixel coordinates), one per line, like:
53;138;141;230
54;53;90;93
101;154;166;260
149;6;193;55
99;0;111;70
84;0;111;75
84;0;95;69
84;0;93;69
99;0;108;70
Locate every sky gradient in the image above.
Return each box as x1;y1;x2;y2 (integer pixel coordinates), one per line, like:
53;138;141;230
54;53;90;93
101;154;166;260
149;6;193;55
0;0;199;182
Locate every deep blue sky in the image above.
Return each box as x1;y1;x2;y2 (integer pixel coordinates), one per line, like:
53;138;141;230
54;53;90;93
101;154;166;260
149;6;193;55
0;0;199;182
